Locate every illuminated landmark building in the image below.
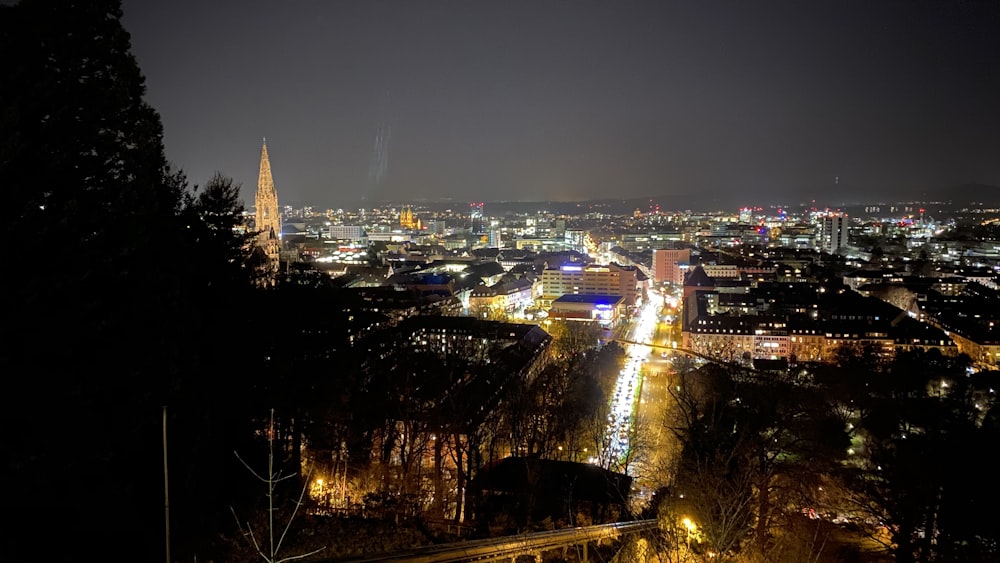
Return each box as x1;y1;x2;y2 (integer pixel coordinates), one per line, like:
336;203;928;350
399;206;421;230
255;140;282;280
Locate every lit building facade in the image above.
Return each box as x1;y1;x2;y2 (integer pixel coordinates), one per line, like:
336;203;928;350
327;225;366;242
468;278;534;316
819;215;849;255
539;263;640;309
548;294;625;326
400;207;421;230
651;248;691;285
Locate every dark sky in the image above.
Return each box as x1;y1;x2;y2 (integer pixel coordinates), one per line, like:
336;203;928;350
122;0;1000;208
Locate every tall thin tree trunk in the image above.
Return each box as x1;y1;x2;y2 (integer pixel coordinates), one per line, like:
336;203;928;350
433;436;444;518
453;432;465;524
756;469;771;548
291;415;302;483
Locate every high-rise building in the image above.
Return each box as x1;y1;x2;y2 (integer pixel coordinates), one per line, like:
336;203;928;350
564;229;586;251
255;140;281;280
470;202;485;234
652;248;691;285
819;215;848;255
488;226;502;248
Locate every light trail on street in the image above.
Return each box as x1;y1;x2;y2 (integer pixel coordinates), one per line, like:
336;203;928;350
600;294;662;471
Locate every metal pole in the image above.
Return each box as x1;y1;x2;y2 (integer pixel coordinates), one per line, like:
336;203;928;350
163;406;171;563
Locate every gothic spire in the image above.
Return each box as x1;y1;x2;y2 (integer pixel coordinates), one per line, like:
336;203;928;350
258;140;275;201
255;139;281;283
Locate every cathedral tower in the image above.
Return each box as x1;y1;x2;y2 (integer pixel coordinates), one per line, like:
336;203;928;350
400;206;420;230
255;139;281;280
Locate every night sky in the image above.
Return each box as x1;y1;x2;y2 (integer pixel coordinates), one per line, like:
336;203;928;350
122;1;1000;208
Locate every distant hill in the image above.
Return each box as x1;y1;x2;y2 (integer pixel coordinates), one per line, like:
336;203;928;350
574;184;1000;214
349;184;1000;216
910;184;1000;205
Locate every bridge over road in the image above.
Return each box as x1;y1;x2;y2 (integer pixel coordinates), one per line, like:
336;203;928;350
325;519;658;563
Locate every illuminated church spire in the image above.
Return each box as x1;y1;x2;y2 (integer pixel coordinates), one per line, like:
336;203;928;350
255;138;281;281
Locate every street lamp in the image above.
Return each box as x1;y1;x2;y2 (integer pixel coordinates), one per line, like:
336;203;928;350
682;517;696;549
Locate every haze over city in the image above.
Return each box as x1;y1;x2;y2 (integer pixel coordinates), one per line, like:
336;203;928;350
122;0;1000;209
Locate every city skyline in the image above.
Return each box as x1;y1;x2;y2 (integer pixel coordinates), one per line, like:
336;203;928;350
123;1;1000;208
6;3;999;561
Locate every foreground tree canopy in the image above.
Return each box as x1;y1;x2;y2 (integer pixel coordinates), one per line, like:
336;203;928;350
656;350;999;563
2;1;257;559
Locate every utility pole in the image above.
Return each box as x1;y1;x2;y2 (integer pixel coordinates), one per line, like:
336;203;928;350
163;406;171;563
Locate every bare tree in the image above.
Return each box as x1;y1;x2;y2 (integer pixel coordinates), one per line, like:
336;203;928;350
470;301;513;322
232;409;324;563
546;319;603;359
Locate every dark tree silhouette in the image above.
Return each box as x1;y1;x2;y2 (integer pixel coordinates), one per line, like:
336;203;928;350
663;363;850;561
847;352;998;562
2;2;259;560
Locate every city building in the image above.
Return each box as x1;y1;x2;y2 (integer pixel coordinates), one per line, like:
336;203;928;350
651;248;691;284
819;214;849;255
468;278;535;317
548;294;625;326
616;230;683;252
327;224;367;243
539;262;641;309
682;276;959;363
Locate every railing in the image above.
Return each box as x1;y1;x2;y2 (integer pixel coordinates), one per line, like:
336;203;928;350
326;519;658;563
